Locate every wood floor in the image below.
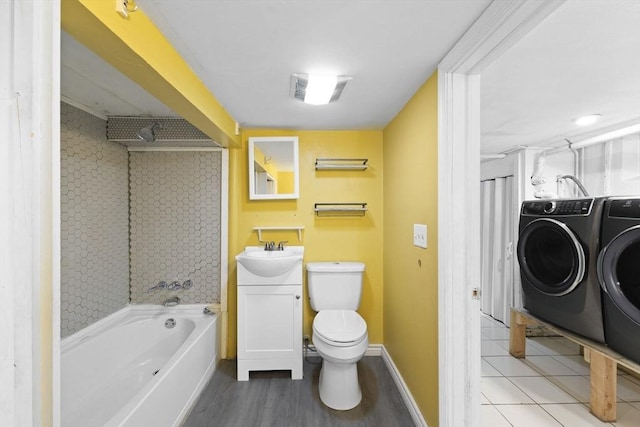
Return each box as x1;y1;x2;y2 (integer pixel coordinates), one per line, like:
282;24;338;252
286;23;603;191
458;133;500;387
183;356;416;427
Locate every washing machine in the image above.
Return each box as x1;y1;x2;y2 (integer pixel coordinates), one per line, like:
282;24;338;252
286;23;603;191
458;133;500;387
517;197;606;343
598;197;640;363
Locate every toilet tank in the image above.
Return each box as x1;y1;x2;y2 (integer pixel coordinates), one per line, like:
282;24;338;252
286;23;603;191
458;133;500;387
306;262;365;311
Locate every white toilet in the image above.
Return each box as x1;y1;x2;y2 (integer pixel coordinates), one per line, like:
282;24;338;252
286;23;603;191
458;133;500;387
307;262;368;410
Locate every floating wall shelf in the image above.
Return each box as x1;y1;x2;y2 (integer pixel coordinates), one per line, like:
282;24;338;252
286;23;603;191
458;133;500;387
315;158;368;170
253;226;304;242
314;203;367;217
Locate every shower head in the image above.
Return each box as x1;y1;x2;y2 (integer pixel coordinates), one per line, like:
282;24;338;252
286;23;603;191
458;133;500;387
137;122;162;142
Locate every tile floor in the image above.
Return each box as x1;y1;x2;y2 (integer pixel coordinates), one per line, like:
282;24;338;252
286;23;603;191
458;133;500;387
480;313;640;426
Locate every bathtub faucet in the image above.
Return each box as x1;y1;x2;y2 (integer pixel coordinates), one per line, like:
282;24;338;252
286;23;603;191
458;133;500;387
147;281;168;292
163;296;181;307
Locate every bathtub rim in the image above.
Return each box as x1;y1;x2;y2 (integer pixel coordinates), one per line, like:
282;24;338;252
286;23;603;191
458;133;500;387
61;303;220;353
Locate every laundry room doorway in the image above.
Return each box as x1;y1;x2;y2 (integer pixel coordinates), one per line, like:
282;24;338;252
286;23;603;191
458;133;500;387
480;175;521;326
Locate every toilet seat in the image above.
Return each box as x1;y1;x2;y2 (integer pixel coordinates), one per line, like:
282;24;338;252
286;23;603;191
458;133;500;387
313;310;367;347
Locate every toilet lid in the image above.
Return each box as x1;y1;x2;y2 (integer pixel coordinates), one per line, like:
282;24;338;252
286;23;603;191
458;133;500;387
313;310;367;344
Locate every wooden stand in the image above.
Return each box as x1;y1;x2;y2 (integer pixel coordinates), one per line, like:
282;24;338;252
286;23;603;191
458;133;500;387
510;307;640;422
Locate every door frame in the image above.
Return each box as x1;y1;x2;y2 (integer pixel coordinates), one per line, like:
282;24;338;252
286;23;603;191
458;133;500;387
437;1;565;425
1;1;61;425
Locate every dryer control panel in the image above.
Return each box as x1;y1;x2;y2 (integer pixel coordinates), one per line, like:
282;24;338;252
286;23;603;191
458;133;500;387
608;198;640;219
522;198;593;216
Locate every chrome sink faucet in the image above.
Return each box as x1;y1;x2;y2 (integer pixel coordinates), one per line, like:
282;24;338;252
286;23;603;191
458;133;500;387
264;241;288;250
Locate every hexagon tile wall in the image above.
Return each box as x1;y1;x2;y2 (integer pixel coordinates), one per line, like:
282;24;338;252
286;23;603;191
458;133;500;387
129;151;222;305
61;103;223;338
60;103;130;337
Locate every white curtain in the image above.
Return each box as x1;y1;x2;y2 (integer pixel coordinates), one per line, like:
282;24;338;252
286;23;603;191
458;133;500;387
480;176;519;325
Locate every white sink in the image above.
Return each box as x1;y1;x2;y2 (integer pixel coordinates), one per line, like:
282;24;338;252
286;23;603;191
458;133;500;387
236;249;303;277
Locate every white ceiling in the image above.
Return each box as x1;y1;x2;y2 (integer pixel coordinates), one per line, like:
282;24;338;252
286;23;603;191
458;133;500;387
61;0;640;154
61;0;492;125
481;0;640;155
136;0;493;130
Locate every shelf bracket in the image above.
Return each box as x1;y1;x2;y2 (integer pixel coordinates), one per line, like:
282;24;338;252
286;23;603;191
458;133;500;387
253;226;304;242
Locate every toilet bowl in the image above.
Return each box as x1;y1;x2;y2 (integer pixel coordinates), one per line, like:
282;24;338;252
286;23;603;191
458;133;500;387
307;261;368;410
312;309;368;410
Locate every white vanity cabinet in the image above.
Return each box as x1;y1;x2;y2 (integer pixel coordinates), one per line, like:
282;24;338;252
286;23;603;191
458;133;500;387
236;247;304;381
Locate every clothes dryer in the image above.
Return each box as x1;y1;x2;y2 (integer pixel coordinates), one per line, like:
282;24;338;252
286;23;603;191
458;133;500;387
598;197;640;363
517;197;606;343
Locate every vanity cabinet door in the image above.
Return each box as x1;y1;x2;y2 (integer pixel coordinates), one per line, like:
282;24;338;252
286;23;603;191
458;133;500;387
237;285;302;361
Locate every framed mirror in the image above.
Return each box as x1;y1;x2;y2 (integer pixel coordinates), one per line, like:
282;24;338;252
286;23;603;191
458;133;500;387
248;136;299;200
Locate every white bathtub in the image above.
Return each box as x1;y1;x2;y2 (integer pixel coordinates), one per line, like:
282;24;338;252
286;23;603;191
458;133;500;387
61;305;220;427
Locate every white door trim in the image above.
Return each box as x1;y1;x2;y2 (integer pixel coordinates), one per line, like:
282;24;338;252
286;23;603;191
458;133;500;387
1;1;61;426
436;1;565;425
220;148;230;358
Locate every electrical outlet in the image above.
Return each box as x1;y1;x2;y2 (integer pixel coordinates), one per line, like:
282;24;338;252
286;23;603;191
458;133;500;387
413;224;427;248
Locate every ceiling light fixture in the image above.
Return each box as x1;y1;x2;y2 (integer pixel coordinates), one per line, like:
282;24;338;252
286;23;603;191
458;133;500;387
305;75;337;105
290;73;351;105
573;114;602;126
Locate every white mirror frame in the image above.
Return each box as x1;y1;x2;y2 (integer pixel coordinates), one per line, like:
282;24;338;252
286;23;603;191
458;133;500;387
248;136;299;200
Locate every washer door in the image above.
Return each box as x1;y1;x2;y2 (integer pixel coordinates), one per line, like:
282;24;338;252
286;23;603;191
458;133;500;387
598;225;640;324
517;218;586;296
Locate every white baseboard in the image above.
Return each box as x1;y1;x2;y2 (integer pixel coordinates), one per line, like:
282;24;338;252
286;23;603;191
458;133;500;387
381;346;428;427
365;343;383;356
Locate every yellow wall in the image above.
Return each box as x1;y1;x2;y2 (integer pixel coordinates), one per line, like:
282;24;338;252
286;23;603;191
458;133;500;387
228;129;384;358
382;72;439;425
277;171;295;194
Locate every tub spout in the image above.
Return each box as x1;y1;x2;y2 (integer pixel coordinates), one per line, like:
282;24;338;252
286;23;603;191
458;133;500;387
163;296;181;307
